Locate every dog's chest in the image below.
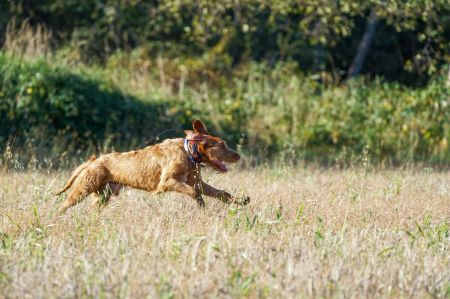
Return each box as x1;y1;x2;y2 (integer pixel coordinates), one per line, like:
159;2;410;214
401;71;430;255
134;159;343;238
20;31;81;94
180;172;189;182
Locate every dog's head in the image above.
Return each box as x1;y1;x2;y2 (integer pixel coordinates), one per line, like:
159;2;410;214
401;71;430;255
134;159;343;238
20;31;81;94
184;120;240;172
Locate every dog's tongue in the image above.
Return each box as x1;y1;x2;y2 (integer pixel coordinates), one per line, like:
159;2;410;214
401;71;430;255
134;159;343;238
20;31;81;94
212;160;228;172
219;163;228;172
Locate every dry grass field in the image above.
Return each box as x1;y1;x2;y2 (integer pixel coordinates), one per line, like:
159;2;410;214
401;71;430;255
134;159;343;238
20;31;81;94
1;165;449;298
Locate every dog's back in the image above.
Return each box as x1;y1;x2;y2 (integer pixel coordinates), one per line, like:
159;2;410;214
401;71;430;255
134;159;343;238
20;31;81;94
101;138;191;190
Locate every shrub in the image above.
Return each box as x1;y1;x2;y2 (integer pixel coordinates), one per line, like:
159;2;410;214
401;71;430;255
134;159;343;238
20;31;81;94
0;53;189;162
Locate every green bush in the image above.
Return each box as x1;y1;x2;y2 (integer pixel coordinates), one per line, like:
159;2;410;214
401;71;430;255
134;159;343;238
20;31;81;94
216;64;450;165
0;53;193;162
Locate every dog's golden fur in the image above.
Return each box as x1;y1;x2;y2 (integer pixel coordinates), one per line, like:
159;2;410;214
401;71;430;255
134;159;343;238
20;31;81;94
56;120;249;213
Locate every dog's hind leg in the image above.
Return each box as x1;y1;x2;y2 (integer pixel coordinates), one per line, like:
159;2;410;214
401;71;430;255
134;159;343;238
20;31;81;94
90;183;122;208
59;167;108;213
59;186;91;214
54;155;96;196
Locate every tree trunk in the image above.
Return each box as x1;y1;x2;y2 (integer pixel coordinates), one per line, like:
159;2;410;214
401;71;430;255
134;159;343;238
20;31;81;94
347;9;378;79
313;44;325;73
447;64;450;87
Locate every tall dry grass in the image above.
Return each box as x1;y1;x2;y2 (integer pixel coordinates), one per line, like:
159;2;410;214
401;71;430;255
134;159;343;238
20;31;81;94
1;165;449;298
3;19;52;59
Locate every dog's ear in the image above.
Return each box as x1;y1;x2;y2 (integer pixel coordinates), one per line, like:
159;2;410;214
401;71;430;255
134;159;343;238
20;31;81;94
185;130;203;141
192;120;209;135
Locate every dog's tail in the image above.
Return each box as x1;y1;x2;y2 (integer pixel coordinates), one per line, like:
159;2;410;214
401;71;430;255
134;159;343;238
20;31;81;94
54;155;96;196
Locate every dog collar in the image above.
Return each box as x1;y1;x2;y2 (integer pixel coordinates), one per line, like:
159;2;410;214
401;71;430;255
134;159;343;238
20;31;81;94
184;139;203;164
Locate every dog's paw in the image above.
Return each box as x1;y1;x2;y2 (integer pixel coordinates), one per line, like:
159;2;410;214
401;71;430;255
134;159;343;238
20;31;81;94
236;196;250;206
196;197;206;208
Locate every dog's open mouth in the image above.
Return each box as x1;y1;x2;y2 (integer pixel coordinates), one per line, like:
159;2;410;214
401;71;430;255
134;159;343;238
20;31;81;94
209;159;228;172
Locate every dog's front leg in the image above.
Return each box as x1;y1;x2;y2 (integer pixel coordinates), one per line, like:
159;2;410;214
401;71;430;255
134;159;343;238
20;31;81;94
200;181;250;205
158;178;205;207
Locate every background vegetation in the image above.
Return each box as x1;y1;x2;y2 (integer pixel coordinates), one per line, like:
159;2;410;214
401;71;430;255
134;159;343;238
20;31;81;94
0;0;449;166
1;3;449;298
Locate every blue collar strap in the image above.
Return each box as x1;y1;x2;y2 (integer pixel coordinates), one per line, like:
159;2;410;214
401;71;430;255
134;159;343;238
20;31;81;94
184;139;203;164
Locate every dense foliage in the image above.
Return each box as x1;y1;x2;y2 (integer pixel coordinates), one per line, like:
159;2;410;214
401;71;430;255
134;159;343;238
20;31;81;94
0;54;192;162
2;0;450;85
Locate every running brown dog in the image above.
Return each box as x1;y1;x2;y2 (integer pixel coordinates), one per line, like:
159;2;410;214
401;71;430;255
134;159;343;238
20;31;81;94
56;120;250;213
